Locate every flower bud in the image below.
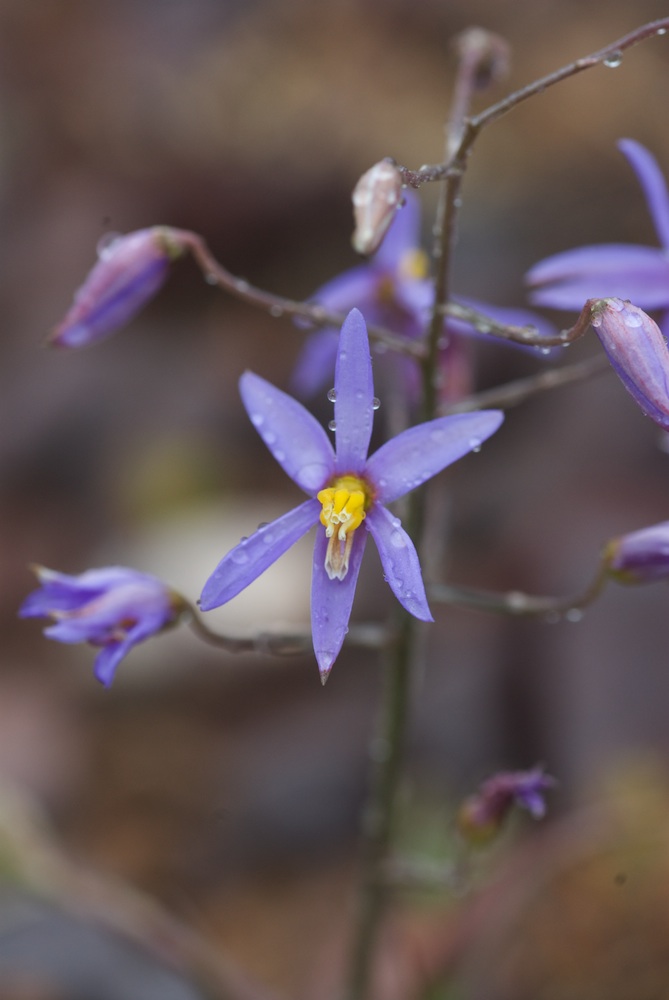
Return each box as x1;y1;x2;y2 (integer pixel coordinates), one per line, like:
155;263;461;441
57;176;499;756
457;767;555;845
589;297;669;429
453;27;510;91
603;521;669;584
351;160;403;256
49;226;189;348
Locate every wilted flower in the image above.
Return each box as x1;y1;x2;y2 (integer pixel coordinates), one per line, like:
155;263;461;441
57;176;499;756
292;193;555;402
457;766;556;844
50;226;189;348
201;308;503;681
526;139;669;331
19;566;185;686
603;521;669;584
589;297;669;429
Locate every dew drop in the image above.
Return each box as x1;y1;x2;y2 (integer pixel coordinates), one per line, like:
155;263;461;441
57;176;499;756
566;607;584;622
257;522;269;531
274;449;286;461
590;313;602;328
328;420;337;432
372;397;381;410
603;50;623;67
250;413;264;427
469;437;482;452
390;530;406;548
327;388;337;402
262;532;275;544
391;517;401;528
657;27;667;35
96;232;122;259
269;304;284;318
624;311;643;328
205;271;219;285
539;347;551;356
263;431;277;445
230;548;249;565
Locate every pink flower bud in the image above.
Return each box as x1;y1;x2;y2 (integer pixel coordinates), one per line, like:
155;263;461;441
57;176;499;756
351;160;404;256
589;297;669;429
603;521;669;584
49;226;189;348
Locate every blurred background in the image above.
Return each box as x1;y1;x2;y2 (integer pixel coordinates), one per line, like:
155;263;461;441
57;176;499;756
1;0;669;997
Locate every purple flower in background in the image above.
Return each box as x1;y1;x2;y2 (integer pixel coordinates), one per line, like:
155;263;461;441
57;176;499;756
50;226;189;348
457;766;556;844
603;521;669;584
526;139;669;334
19;566;185;686
589;297;669;429
292;193;555;402
201;308;503;681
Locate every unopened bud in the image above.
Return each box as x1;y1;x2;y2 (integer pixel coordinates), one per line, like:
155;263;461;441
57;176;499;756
49;226;189;348
453;27;510;90
589;297;669;429
603;521;669;584
352;160;403;256
457;767;555;846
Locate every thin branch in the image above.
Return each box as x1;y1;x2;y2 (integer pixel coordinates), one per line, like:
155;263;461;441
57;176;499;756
180;231;424;359
440;352;611;414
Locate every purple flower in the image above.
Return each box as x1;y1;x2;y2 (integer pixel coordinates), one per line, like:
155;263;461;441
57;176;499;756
603;521;669;584
50;227;189;348
526;139;669;333
292;194;555;401
589;297;669;429
457;766;556;843
19;566;185;686
200;308;503;681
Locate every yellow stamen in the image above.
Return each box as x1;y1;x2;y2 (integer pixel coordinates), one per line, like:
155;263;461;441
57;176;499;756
317;475;370;580
398;248;429;281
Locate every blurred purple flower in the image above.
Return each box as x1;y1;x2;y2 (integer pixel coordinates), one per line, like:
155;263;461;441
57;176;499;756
50;227;189;348
201;308;503;681
19;566;185;686
457;766;556;844
526;139;669;334
292;193;556;402
603;521;669;584
589;297;669;429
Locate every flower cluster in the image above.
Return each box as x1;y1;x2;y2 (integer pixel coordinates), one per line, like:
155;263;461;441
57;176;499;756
457;766;556;844
200;308;503;681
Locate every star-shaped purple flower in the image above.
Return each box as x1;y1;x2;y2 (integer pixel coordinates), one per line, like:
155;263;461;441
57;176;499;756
200;308;503;681
526;139;669;334
19;565;185;686
293;192;557;401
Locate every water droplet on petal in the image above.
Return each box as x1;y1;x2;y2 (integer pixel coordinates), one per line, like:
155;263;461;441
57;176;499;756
390;530;406;548
328;420;337;432
205;271;219;285
274;449;286;461
469;437;482;452
250;413;264;427
96;232;122;259
603;50;623;67
269;304;284;318
657;27;667;35
327;388;337;402
263;431;277;445
624;311;643;328
231;548;249;565
372;397;381;410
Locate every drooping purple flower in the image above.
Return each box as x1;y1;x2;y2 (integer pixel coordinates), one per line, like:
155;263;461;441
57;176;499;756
589;297;669;429
457;766;556;844
292;193;556;401
200;308;503;681
50;226;189;348
603;521;669;584
19;565;185;686
526;139;669;335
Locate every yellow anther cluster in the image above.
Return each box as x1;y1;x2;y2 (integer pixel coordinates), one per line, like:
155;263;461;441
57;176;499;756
317;476;369;580
398;248;429;281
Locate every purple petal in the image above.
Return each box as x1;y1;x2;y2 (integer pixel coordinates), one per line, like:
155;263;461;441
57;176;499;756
311;526;367;682
526;244;669;310
618;138;669;250
199;499;321;611
365;504;431;621
334;309;374;474
291;329;340;397
240;372;335;494
310;266;379;314
373;191;422;270
365;411;504;503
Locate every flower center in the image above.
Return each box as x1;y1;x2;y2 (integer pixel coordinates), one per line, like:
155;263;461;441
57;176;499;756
398;248;429;281
317;475;371;580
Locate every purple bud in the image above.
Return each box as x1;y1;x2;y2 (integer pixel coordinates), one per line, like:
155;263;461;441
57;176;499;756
603;521;669;584
589;297;669;429
457;767;556;845
49;226;189;348
351;160;404;256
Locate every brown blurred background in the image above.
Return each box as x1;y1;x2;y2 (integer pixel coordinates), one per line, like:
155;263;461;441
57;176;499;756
0;1;669;997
